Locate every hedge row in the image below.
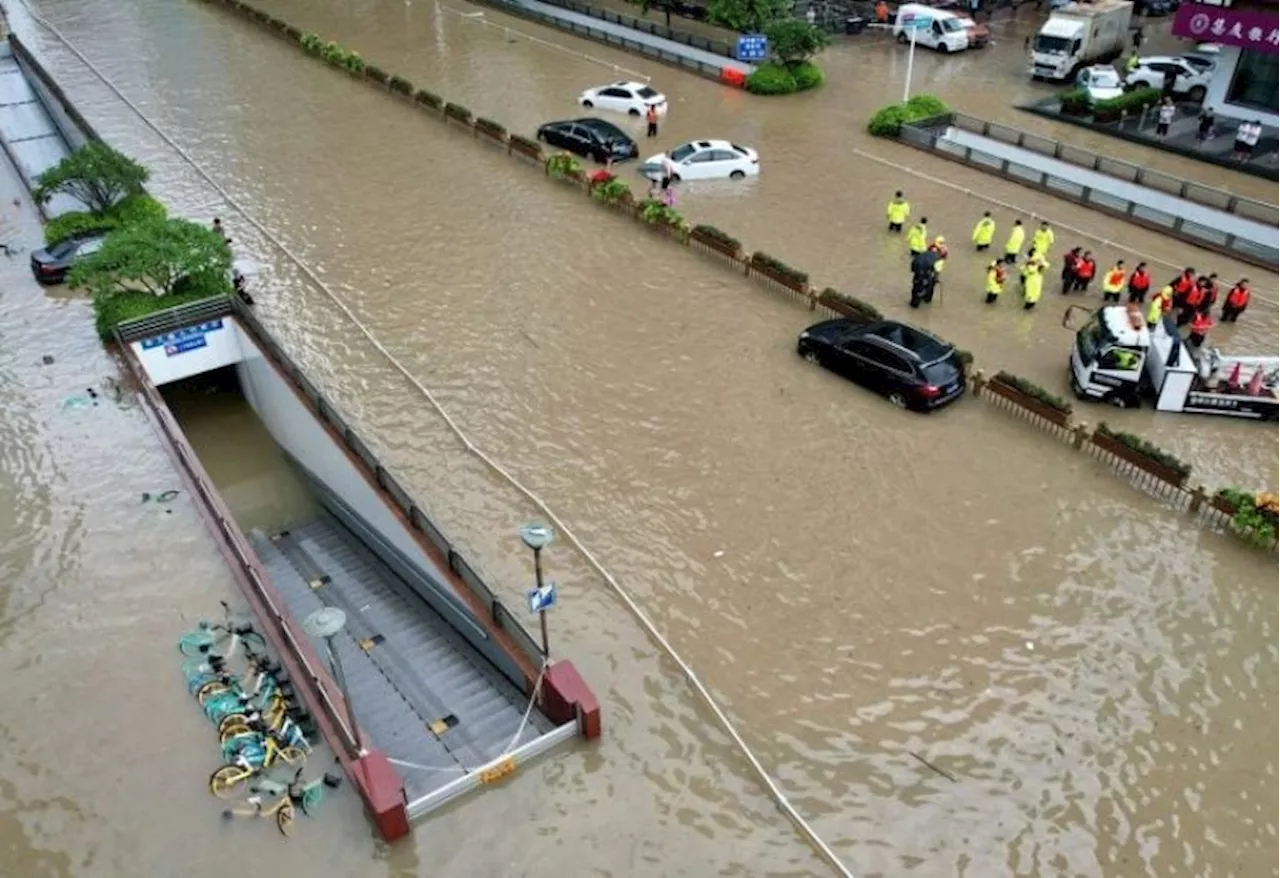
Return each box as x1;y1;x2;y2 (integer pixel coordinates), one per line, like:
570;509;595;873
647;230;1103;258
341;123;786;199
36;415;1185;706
867;94;950;138
45;192;166;246
1216;489;1279;548
745;62;824;96
993;370;1073;416
1059;86;1162;123
1096;421;1191;480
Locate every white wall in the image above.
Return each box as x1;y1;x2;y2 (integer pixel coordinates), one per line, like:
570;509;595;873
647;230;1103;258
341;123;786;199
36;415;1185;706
1204;47;1280;129
234;332;451;587
131;317;246;386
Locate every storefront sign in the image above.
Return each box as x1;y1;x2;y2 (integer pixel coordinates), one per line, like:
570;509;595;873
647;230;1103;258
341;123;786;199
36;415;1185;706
1173;4;1280;53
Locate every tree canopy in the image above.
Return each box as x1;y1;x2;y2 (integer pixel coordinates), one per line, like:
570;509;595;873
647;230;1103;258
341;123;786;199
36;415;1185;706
706;0;793;35
68;217;233;299
764;19;828;66
33;142;149;215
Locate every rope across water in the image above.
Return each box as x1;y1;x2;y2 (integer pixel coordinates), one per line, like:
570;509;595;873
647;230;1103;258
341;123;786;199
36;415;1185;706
14;3;855;874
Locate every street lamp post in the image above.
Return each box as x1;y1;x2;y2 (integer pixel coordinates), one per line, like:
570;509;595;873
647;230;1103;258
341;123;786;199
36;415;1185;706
519;523;555;657
302;606;365;757
903;23;919;103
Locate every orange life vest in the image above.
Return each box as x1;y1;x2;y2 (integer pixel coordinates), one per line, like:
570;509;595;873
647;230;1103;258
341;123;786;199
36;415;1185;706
1129;269;1150;292
1190;311;1213;334
1077;259;1096;280
1185;285;1206;308
1227;285;1250;308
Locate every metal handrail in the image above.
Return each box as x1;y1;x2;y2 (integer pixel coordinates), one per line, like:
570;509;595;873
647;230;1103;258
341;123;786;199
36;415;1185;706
116;296;550;677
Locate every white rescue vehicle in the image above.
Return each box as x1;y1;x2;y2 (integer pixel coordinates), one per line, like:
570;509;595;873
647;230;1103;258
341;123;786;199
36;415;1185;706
1065;304;1279;420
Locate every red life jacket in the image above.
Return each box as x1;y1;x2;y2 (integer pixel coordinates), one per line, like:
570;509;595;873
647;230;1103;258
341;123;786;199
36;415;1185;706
1173;274;1195;295
1129;269;1150;292
1190;311;1213;334
1077;258;1096;279
1227;285;1250;308
1185;284;1206;308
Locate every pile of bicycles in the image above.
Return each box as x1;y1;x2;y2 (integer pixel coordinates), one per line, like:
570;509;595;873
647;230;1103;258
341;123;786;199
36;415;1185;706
179;601;341;836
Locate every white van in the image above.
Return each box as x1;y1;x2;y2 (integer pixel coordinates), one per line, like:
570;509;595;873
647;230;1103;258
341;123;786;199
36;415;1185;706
893;4;970;54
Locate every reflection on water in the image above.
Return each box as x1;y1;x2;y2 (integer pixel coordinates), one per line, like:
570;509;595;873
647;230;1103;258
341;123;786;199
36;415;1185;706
2;0;1277;875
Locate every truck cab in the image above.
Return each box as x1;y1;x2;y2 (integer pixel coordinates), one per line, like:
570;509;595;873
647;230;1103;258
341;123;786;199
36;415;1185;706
1069;305;1150;408
1032;16;1087;80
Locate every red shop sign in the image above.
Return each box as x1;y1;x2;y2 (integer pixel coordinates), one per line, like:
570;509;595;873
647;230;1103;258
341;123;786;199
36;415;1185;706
1173;3;1280;53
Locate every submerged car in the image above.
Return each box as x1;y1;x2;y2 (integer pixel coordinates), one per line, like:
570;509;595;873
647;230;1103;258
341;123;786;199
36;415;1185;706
578;81;668;117
30;232;107;284
796;318;966;412
536;117;639;164
1075;65;1125;103
639;139;760;182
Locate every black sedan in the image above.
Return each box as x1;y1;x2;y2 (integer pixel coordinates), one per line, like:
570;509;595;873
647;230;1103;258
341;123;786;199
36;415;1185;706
30;232;107;284
536;118;639;164
796;318;966;412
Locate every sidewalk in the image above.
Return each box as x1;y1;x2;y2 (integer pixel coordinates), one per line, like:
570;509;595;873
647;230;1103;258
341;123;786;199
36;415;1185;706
1021;96;1279;181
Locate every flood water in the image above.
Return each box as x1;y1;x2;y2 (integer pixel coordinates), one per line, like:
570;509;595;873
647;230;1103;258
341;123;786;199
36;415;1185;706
1;0;1277;875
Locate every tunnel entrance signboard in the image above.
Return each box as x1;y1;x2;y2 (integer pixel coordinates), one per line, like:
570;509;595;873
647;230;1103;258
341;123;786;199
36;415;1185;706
736;34;768;62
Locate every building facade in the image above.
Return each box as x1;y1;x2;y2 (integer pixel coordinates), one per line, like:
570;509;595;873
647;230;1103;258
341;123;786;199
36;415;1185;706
1173;0;1279;128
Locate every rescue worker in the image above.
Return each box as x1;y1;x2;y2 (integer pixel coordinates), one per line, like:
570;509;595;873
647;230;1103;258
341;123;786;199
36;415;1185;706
1146;284;1173;327
909;248;942;308
971;211;996;252
886;191;910;233
1127;261;1151;304
1112;348;1139;370
1022;260;1043;310
1221;278;1250;322
1188;310;1214;348
1101;260;1127;303
1060;246;1081;295
1003;219;1025;265
1125;52;1140;73
1072;250;1097;294
929;236;948;274
984;261;1006;304
1170;267;1197;309
906;217;929;258
1030;221;1055;260
1179;278;1207;327
1197;273;1219;314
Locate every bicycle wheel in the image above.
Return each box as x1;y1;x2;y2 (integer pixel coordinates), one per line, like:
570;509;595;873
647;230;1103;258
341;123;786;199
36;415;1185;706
197;681;235;706
275;799;295;837
178;630;216;657
209;764;252;799
219;723;254;746
281;746;307;766
217;713;251;735
300;784;323;817
241;630;268;655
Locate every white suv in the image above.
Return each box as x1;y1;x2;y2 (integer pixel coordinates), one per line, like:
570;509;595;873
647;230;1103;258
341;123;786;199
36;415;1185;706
1125;56;1212;102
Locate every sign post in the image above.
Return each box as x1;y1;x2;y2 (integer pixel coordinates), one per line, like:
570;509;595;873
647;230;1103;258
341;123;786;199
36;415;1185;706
736;33;769;63
903;19;927;102
519;523;556;658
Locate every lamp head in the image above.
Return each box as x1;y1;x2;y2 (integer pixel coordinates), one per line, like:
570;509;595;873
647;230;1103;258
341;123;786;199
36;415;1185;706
519;523;555;552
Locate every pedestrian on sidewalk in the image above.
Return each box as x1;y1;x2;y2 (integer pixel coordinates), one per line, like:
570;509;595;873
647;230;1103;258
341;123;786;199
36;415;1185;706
1233;119;1261;162
1156;98;1175;139
1196;108;1215;143
645;103;659;139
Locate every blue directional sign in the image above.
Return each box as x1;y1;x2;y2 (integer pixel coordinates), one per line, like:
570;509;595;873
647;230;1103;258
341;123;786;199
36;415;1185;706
141;319;224;357
736;34;768;62
528;582;558;614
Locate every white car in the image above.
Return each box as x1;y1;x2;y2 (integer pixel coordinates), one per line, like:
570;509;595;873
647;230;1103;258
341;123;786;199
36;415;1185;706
578;81;667;117
1074;65;1124;103
640;139;760;182
1125;56;1213;102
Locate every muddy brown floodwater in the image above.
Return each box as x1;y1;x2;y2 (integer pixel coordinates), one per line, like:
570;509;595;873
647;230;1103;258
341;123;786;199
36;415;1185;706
2;0;1277;875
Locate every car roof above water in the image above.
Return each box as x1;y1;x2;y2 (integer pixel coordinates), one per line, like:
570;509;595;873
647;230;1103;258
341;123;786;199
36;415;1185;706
575;117;628;138
861;320;953;362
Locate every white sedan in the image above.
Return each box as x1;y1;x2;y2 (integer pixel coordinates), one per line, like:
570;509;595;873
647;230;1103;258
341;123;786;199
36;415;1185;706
640;140;760;182
1075;65;1124;103
578;81;667;117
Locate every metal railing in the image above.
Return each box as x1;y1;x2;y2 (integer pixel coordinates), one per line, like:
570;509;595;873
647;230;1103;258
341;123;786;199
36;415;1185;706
950;112;1279;226
899;116;1279;269
532;0;735;58
471;0;734;80
114;297;550;676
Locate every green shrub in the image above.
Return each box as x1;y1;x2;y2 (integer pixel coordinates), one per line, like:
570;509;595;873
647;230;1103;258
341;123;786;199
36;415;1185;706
1096;422;1190;479
750;252;808;286
342;52;366;73
444;102;472;123
745;62;797;95
92;288;220;342
867;94;950;137
1216;489;1278;547
300;32;323;54
638;198;686;231
792;62;824;91
1058;87;1089;116
474;117;508;139
591;177;632;206
1093;87;1160;120
415;89;443;110
387;75;414;95
44;193;166;246
993;370;1072;415
820;288;880;321
691;224;740;252
545;152;583;179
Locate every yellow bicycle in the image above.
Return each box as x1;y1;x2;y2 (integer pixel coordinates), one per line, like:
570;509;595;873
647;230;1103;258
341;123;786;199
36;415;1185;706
221;792;296;836
209;733;307;799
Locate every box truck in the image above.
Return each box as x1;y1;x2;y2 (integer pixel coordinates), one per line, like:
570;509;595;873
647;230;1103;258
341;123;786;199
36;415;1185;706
1029;0;1134;81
